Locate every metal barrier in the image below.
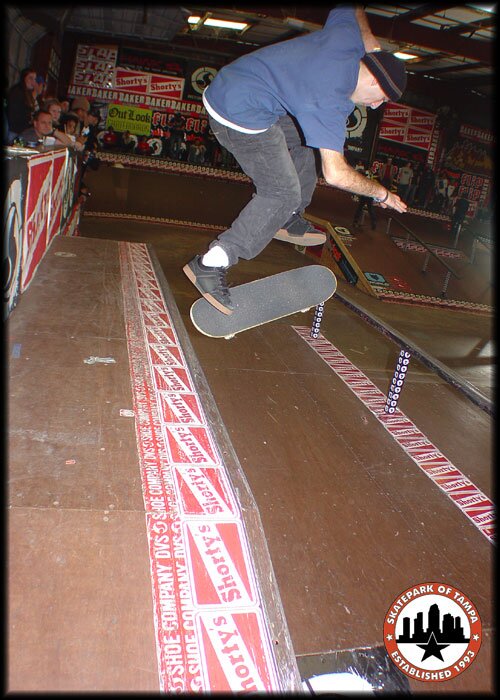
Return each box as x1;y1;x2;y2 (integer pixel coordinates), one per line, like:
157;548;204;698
334;291;493;417
385;215;461;297
470;235;493;265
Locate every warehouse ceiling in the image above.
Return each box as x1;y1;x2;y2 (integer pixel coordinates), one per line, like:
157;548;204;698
13;4;496;97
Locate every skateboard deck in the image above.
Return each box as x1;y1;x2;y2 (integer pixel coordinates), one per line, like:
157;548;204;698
190;265;337;338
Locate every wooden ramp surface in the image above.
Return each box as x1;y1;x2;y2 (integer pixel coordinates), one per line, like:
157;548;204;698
8;171;494;692
90;213;493;692
7;234;300;693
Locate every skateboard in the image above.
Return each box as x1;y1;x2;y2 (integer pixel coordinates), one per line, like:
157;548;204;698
189;265;337;339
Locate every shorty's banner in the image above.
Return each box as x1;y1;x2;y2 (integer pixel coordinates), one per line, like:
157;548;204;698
107;104;153;135
379;103;436;151
117;46;220;102
69;58;186;109
114;67;184;99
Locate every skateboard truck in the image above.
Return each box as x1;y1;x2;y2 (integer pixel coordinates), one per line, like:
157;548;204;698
385;349;412;413
310;302;325;339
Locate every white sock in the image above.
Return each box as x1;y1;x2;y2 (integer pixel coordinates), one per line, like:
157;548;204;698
202;246;229;267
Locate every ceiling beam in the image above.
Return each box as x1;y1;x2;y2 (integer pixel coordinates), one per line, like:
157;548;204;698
395;5;451;22
237;6;493;64
423;61;488;75
364;12;493;64
439;15;496;36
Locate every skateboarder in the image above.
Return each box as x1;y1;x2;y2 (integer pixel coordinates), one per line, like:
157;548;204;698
184;6;408;314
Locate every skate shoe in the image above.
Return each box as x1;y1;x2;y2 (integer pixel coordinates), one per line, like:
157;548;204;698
183;255;234;314
273;215;326;246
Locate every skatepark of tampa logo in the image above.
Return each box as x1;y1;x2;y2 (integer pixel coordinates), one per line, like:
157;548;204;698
384;582;481;682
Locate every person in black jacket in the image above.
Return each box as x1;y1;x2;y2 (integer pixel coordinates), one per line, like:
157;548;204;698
6;67;38;140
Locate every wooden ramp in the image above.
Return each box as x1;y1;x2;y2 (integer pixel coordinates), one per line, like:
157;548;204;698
7;234;301;692
9;189;494;693
305;212;378;297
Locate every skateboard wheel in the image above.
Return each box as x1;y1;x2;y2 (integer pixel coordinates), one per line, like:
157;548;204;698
224;334;235;340
301;307;311;313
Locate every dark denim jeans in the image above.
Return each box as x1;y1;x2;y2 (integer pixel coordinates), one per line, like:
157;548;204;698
208;114;318;266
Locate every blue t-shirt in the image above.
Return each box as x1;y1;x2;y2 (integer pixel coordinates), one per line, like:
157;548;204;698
204;6;364;151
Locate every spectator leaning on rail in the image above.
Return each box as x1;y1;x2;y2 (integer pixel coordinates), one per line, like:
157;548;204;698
6;67;38;139
39;97;75;148
42;97;63;127
69;96;91;148
19;109;69;147
183;5;408;314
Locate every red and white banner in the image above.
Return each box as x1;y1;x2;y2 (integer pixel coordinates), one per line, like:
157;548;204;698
119;242;283;691
46;150;67;245
22;150;70;290
70;45;187;110
113;67;184;99
379;103;436;151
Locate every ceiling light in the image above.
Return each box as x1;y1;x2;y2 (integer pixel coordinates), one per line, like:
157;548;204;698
187;15;249;31
468;4;496;12
394;51;419;60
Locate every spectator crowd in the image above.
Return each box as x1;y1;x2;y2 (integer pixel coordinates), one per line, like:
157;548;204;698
371;157;474;220
5;66;103;201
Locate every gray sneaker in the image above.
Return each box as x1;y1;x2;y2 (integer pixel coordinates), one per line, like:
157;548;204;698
183;255;234;314
274;215;326;246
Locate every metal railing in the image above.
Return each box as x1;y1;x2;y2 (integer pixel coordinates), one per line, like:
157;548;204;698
470;235;493;265
385;215;461;297
333;291;493;417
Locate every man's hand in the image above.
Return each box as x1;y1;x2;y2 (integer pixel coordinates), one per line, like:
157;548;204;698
320;148;408;214
376;191;407;213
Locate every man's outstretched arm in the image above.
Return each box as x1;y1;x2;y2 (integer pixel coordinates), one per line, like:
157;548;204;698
320;148;407;213
355;6;382;53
